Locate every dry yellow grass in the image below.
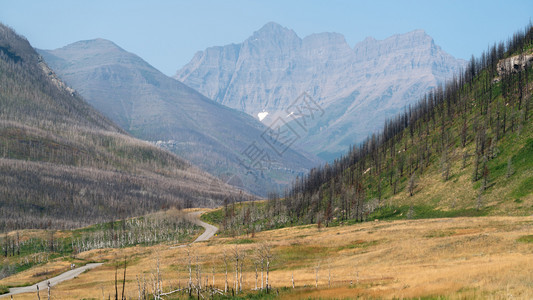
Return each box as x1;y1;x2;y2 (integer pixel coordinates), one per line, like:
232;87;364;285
2;216;533;299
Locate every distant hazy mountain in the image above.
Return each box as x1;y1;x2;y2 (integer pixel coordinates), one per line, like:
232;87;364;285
0;23;246;231
175;22;467;160
39;39;320;196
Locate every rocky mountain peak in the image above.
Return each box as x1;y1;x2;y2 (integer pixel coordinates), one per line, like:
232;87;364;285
403;29;431;38
251;22;298;39
245;21;301;51
58;38;123;54
175;23;467;160
45;39;150;70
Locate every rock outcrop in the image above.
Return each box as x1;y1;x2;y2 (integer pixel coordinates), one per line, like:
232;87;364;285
497;52;533;76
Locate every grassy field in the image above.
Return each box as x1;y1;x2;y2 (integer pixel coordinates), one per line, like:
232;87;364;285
0;209;201;291
1;214;532;299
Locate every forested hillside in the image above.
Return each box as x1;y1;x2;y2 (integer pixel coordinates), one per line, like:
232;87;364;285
0;24;247;232
208;24;533;234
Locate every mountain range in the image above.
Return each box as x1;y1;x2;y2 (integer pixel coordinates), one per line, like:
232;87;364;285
0;23;246;230
38;39;320;196
176;22;467;160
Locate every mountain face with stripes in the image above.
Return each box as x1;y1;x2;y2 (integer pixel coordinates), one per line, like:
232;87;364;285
175;22;466;160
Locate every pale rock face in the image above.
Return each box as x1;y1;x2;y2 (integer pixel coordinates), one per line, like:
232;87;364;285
175;22;467;160
37;55;76;96
497;52;533;75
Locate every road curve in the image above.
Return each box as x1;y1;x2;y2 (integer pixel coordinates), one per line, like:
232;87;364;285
188;211;218;242
1;263;103;298
0;210;217;297
171;210;218;248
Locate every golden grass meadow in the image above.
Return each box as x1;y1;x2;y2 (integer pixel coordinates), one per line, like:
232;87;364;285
2;212;533;299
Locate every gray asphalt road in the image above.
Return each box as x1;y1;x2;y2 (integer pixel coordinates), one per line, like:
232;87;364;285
0;263;103;298
0;211;218;298
189;211;219;242
171;210;218;247
0;211;218;297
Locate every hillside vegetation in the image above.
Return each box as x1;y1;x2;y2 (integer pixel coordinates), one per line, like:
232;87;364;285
0;23;247;232
205;24;533;234
0;209;200;282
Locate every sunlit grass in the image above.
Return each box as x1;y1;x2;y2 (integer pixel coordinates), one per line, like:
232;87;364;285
2;216;533;299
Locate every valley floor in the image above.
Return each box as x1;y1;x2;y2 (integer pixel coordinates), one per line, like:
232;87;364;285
1;215;533;299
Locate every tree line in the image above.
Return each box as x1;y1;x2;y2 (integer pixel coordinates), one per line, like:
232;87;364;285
0;210;201;281
214;23;533;235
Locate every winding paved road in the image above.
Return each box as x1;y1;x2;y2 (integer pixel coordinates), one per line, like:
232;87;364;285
171;210;218;248
188;211;218;242
0;263;103;298
0;211;218;298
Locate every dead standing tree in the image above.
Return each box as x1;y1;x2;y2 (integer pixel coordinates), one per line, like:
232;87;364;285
408;172;417;197
292;272;295;289
186;246;192;295
257;242;273;293
232;244;240;293
227;244;248;293
315;261;320;288
260;257;264;290
149;255;162;299
121;257;127;300
212;262;215;288
328;260;331;288
223;250;228;293
254;261;259;290
196;255;201;291
239;251;246;292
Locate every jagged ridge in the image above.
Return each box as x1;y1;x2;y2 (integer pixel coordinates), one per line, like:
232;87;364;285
175;22;467;160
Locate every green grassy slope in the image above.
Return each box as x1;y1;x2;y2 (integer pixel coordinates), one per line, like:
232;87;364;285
203;25;533;235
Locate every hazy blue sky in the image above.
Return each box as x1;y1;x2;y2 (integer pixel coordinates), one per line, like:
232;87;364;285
1;0;532;75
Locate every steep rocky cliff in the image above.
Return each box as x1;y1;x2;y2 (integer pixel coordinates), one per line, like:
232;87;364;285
176;22;467;160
